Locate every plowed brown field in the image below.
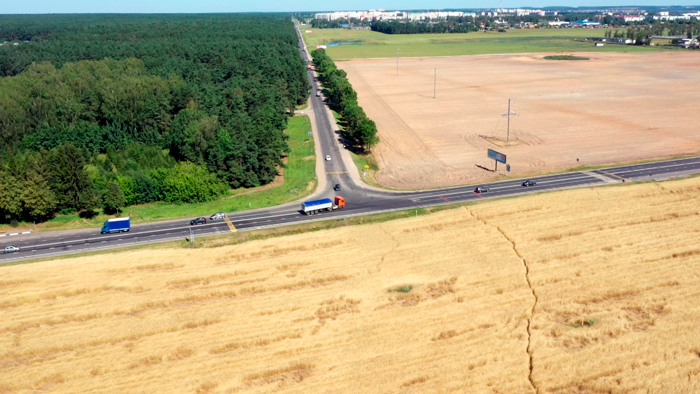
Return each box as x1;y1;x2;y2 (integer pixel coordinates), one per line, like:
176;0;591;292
2;178;700;393
340;52;700;189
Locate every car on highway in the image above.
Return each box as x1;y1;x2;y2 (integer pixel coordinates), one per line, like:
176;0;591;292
325;155;331;161
474;186;490;193
190;217;207;226
522;180;537;187
334;183;341;191
3;245;20;254
210;212;225;220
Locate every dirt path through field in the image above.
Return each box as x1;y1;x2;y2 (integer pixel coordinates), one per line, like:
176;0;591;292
340;52;700;189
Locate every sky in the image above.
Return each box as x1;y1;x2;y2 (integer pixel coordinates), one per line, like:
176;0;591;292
2;0;697;14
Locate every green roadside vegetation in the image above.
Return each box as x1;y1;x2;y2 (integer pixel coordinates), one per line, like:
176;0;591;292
0;115;317;233
302;28;671;59
328;109;382;188
349;152;382;188
311;48;379;151
544;55;590;60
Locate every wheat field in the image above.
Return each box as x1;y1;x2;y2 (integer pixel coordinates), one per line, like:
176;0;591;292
2;178;700;393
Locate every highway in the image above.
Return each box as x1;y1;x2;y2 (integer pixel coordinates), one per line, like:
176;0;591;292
2;25;700;264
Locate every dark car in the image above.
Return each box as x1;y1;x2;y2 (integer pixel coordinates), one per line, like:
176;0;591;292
522;180;537;187
474;186;490;193
190;217;207;226
334;183;341;191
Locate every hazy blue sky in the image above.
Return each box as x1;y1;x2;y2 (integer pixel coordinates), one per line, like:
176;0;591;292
3;0;696;14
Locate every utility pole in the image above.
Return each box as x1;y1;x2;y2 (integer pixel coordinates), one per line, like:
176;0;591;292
507;99;511;143
434;68;437;98
501;99;518;143
396;47;401;76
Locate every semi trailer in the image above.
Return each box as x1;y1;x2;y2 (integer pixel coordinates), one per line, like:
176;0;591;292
301;196;345;215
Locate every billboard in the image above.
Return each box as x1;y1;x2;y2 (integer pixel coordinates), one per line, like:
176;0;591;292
487;149;507;164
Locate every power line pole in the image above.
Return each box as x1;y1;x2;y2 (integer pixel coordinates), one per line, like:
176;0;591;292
396;47;401;76
434;68;437;98
501;99;518;144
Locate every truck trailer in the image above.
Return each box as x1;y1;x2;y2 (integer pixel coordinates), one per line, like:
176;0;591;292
101;217;130;234
301;196;345;215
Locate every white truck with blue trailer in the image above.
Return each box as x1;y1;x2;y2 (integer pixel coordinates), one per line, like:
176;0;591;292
301;196;345;215
101;217;130;234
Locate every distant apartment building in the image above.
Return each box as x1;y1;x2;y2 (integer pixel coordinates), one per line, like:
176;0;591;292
406;11;475;21
314;10;405;21
314;10;477;22
621;15;646;22
497;8;558;16
652;11;700;21
315;9;557;22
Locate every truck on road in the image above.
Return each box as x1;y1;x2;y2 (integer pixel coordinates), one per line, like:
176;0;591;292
101;218;130;234
301;196;345;215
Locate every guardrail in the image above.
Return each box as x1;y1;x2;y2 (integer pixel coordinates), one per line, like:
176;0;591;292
0;230;32;237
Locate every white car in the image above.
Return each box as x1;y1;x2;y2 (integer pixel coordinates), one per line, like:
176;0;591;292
210;212;225;220
325;155;331;161
3;245;20;254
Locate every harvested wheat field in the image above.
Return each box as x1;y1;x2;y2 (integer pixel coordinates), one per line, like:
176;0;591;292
339;52;700;189
2;179;700;393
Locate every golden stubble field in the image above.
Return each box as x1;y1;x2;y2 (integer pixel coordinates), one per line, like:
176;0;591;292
339;52;700;189
2;178;700;393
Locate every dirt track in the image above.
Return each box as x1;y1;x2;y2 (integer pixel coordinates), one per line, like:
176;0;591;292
340;52;700;189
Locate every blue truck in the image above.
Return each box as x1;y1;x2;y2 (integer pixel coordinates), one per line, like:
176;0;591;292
101;218;130;234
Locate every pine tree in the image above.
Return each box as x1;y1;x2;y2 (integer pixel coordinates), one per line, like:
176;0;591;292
101;183;125;215
22;165;57;220
0;172;22;221
47;142;97;211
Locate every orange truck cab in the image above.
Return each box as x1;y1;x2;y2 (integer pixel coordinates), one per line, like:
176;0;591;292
334;196;345;208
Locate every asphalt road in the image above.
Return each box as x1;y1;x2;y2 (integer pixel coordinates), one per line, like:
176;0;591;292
2;27;700;263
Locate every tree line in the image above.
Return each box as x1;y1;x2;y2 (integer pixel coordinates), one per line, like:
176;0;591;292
0;142;228;222
604;22;700;43
310;48;378;152
0;14;310;224
370;20;475;34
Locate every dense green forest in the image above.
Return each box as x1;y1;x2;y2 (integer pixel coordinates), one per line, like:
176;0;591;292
0;14;310;223
311;48;378;152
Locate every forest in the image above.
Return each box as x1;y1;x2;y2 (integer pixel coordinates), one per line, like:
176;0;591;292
0;14;310;223
311;48;378;152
